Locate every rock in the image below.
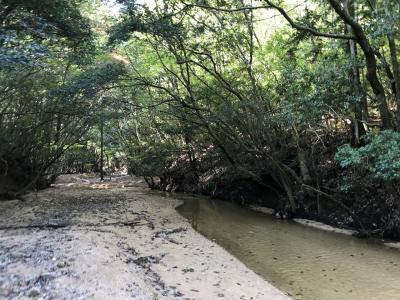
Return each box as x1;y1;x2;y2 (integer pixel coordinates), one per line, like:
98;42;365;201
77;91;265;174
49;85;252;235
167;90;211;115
182;268;194;273
38;272;55;282
27;287;40;297
57;261;66;268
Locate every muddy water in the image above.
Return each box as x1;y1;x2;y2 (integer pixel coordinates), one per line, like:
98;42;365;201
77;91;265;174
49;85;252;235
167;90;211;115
175;195;400;300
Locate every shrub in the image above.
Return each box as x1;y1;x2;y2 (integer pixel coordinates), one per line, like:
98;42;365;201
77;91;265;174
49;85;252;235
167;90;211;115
335;130;400;180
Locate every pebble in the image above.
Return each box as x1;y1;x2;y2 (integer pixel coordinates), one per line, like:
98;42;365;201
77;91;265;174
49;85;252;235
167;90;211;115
27;287;40;297
182;268;194;273
39;272;55;281
57;261;66;268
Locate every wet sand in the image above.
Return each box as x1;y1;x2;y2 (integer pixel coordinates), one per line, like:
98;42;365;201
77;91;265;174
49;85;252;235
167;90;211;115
0;174;289;299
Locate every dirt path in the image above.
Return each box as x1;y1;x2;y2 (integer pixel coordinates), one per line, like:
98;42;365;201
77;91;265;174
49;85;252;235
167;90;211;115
0;175;289;299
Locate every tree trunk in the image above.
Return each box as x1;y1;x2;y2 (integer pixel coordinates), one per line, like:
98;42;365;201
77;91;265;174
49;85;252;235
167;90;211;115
350;53;366;139
281;176;296;213
344;4;366;144
388;35;400;130
298;149;312;184
343;0;366;144
100;117;104;181
329;0;393;129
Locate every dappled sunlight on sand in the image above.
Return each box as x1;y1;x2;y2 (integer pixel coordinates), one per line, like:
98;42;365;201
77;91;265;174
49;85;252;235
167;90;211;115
90;183;110;189
50;174;147;192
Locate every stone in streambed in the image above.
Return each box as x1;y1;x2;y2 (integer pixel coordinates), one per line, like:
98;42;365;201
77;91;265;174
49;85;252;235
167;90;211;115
57;261;67;268
27;287;40;297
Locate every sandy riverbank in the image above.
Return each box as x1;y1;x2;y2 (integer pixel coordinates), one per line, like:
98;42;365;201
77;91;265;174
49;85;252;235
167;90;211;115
0;175;289;299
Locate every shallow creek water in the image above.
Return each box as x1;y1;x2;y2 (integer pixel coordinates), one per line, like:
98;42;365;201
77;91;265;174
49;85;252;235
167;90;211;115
175;194;400;300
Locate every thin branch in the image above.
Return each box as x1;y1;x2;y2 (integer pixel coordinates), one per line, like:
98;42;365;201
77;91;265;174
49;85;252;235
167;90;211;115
180;0;355;40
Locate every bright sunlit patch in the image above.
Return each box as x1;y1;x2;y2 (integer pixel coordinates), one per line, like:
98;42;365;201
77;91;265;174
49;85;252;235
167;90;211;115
136;0;156;9
91;183;110;189
102;0;122;16
111;52;130;65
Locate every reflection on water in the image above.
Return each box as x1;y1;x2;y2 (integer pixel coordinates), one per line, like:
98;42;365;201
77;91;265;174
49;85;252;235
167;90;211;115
176;195;400;300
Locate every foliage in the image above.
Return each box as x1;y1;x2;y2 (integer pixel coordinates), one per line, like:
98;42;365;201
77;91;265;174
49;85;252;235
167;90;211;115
0;0;93;67
335;131;400;180
0;0;124;195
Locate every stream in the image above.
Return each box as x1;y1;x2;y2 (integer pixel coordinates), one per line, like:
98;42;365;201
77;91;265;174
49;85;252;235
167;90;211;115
175;194;400;300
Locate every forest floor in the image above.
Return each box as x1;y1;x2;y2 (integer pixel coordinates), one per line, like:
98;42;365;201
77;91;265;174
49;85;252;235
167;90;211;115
0;174;289;299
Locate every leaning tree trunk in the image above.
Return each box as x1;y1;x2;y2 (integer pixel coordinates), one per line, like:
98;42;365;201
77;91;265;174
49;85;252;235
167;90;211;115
329;0;393;129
